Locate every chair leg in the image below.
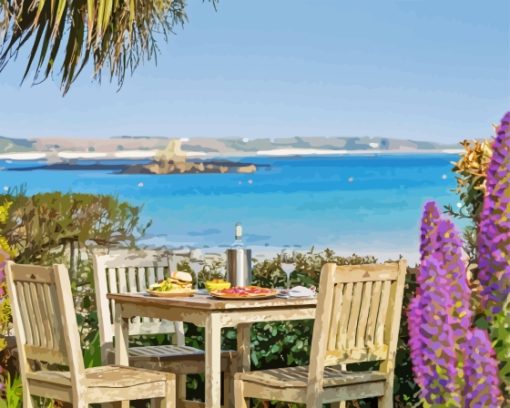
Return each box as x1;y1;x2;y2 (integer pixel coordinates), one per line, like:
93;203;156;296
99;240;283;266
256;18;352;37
234;379;248;408
165;373;177;408
177;374;187;404
378;389;393;408
223;370;232;408
23;394;34;408
72;398;89;408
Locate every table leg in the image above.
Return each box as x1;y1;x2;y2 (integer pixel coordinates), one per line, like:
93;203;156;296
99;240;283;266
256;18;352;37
114;303;130;408
205;313;222;408
236;323;252;372
228;323;251;407
114;303;129;365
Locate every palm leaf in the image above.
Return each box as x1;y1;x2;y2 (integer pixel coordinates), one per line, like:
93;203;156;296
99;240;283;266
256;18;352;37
0;0;217;94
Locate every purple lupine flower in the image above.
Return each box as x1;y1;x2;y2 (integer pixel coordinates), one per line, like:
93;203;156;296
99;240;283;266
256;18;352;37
478;111;510;317
410;202;442;377
410;256;462;404
420;201;441;261
409;202;501;406
433;219;473;336
464;328;503;406
418;201;442;285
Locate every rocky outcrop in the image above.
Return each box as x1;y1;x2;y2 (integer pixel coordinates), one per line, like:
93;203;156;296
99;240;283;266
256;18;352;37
121;160;257;175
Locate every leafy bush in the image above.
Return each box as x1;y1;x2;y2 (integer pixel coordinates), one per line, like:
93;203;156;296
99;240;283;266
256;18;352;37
0;189;147;266
0;371;22;408
0;200;14;400
445;139;493;266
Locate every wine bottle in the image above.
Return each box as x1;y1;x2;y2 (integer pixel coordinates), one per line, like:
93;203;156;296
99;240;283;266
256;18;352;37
226;222;252;286
232;222;244;248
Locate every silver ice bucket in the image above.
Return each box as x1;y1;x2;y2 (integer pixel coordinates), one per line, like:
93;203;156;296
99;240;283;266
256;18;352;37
226;248;252;287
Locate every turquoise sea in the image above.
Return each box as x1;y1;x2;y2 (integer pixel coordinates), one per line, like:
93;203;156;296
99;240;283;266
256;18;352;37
0;154;461;262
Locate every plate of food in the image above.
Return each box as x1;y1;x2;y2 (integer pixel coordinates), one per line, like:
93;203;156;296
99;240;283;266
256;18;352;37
147;271;195;297
209;286;279;300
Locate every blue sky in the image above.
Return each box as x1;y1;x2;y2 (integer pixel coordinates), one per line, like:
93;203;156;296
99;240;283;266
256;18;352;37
0;0;508;143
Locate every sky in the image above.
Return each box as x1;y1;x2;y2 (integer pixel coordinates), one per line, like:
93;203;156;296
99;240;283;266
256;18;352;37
0;0;508;143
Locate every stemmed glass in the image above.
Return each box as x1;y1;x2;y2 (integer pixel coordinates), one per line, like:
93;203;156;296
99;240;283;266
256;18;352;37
280;250;295;290
189;250;204;289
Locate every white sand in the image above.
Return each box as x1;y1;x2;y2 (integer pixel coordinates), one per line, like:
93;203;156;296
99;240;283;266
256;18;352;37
0;152;47;160
58;152;108;159
0;148;463;161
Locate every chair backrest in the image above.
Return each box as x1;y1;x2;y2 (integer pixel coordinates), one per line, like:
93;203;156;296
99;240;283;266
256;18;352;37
308;261;407;385
6;262;85;384
92;249;185;357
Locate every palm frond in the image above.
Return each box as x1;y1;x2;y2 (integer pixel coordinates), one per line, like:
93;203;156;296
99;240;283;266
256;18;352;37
0;0;216;94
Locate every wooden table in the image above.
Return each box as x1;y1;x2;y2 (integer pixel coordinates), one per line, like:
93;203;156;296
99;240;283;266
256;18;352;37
108;292;317;408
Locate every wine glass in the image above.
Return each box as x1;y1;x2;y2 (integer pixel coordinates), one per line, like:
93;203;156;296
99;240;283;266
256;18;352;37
280;250;295;290
189;249;204;289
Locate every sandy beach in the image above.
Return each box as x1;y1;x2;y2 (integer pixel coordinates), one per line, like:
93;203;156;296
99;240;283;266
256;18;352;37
0;147;463;161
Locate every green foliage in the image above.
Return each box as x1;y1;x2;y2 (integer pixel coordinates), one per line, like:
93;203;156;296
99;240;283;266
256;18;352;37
490;295;510;397
444;139;493;266
393;269;421;407
445;139;492;223
0;371;22;408
0;189;148;266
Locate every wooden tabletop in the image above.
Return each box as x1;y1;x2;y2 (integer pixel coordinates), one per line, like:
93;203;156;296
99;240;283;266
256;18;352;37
108;292;317;311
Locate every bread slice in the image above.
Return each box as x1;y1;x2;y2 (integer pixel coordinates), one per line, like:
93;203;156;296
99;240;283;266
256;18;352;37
170;271;193;283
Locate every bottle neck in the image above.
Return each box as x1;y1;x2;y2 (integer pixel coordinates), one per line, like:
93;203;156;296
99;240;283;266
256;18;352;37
233;223;243;247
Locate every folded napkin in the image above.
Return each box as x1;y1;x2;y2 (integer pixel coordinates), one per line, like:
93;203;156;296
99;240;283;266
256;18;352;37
288;286;316;298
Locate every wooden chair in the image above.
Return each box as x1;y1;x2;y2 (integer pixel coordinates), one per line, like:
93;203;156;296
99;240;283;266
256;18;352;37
5;261;176;408
234;260;407;408
92;249;235;407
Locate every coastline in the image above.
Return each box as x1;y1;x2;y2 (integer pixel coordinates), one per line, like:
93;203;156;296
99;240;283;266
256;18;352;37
0;148;463;161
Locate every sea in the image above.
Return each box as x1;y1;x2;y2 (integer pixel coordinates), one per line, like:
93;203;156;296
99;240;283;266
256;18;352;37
0;154;462;264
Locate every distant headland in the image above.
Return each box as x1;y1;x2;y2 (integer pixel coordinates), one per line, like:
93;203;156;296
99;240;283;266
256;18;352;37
0;135;462;162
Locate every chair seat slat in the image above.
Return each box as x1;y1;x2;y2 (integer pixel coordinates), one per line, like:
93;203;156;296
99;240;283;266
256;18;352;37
236;365;387;388
129;345;205;358
26;365;170;388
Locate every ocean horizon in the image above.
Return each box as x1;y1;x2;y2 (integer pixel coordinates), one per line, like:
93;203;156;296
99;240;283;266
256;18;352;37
0;153;462;264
